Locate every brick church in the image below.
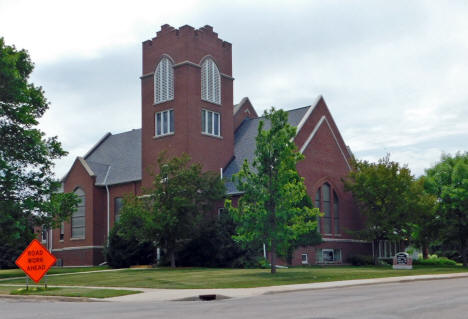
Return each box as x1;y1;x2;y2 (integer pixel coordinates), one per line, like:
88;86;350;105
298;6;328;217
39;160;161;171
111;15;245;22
46;24;373;266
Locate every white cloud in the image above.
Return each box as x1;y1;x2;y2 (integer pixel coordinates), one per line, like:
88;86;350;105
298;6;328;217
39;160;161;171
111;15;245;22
1;0;468;178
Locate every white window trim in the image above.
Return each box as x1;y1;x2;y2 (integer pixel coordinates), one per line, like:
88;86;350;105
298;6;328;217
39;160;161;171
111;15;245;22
201;109;221;137
301;253;308;265
155;109;174;137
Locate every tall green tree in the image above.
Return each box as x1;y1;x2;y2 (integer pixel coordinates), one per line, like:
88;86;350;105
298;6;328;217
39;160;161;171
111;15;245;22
118;153;225;268
226;108;319;274
409;177;439;259
424;152;468;266
343;155;414;263
0;38;77;267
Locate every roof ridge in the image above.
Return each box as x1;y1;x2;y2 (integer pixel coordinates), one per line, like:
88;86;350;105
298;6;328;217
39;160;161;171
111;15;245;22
111;128;141;136
251;105;311;120
84;132;112;159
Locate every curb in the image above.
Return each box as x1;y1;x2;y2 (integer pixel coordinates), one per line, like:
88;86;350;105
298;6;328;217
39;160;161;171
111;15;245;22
262;272;468;296
0;293;101;302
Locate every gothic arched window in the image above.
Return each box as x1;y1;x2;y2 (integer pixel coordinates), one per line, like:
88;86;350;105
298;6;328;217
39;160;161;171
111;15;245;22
315;183;340;235
201;58;221;104
72;187;86;239
154;56;174;104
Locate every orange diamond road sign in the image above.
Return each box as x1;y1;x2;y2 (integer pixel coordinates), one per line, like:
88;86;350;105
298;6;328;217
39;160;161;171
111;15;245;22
15;239;56;283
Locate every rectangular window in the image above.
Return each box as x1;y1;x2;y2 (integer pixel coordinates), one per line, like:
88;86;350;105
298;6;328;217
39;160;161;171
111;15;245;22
201;110;206;132
72;193;85;239
322;249;334;263
60;222;64;241
334;195;339;234
322;185;331;234
217;207;226;218
315;190;321;233
214;113;219;136
201;109;221;137
155;109;174;137
41;226;47;243
208;111;213;133
114;197;124;223
301;253;308;264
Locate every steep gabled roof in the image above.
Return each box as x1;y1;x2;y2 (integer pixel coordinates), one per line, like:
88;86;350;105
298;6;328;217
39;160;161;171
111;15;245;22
224;105;311;194
83;129;142;186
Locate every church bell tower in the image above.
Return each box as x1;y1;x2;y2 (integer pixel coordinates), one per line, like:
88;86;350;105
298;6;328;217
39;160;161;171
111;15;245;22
140;24;234;188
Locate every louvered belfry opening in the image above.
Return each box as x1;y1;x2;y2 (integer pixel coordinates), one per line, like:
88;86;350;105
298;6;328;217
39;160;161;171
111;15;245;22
154;57;174;104
201;58;221;104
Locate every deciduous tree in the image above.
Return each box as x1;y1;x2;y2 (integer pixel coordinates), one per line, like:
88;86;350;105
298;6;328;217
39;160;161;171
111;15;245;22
118;153;225;268
343;155;414;263
226;108;319;274
424;152;468;266
0;38;77;267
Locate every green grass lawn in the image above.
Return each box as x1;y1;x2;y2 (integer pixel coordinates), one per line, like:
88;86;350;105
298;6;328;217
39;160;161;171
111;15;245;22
0;266;109;280
1;265;466;289
0;285;140;298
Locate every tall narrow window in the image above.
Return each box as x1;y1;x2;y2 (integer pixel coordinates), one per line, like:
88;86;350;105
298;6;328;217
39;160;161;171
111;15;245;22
41;226;47;243
72;187;85;239
201;109;221;137
316;183;339;235
315;190;321;233
154;57;174;104
322;183;331;233
201;58;221;104
334;191;339;234
60;222;64;241
155;109;174;137
114;197;123;223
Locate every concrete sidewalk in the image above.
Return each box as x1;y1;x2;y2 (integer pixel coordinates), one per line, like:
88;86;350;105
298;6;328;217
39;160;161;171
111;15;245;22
105;272;468;302
2;272;468;302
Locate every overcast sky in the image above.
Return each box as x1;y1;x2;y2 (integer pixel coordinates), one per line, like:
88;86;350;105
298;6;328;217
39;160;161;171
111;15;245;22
1;0;467;178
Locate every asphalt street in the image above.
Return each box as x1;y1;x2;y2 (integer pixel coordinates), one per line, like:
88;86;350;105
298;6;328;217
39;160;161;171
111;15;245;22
1;277;468;319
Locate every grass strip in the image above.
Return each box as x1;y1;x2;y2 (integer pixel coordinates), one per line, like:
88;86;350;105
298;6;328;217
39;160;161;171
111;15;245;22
0;266;109;280
0;285;140;298
1;265;466;289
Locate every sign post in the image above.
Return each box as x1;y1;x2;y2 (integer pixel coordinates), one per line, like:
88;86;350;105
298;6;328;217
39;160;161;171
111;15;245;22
15;239;57;288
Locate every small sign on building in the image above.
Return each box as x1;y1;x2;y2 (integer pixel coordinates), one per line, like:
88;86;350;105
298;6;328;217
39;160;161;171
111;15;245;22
15;239;57;283
393;252;412;270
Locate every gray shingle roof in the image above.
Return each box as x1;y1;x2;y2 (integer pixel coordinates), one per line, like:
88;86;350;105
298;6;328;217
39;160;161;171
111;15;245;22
224;106;310;194
79;106;310;190
84;129;141;186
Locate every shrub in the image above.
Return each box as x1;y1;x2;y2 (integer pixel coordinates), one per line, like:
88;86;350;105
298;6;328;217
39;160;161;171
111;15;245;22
105;223;157;268
176;213;262;268
347;255;374;266
413;257;457;266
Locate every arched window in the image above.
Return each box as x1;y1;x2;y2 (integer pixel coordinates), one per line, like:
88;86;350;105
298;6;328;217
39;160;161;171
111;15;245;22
201;58;221;104
154;56;174;104
315;183;340;235
72;187;85;239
